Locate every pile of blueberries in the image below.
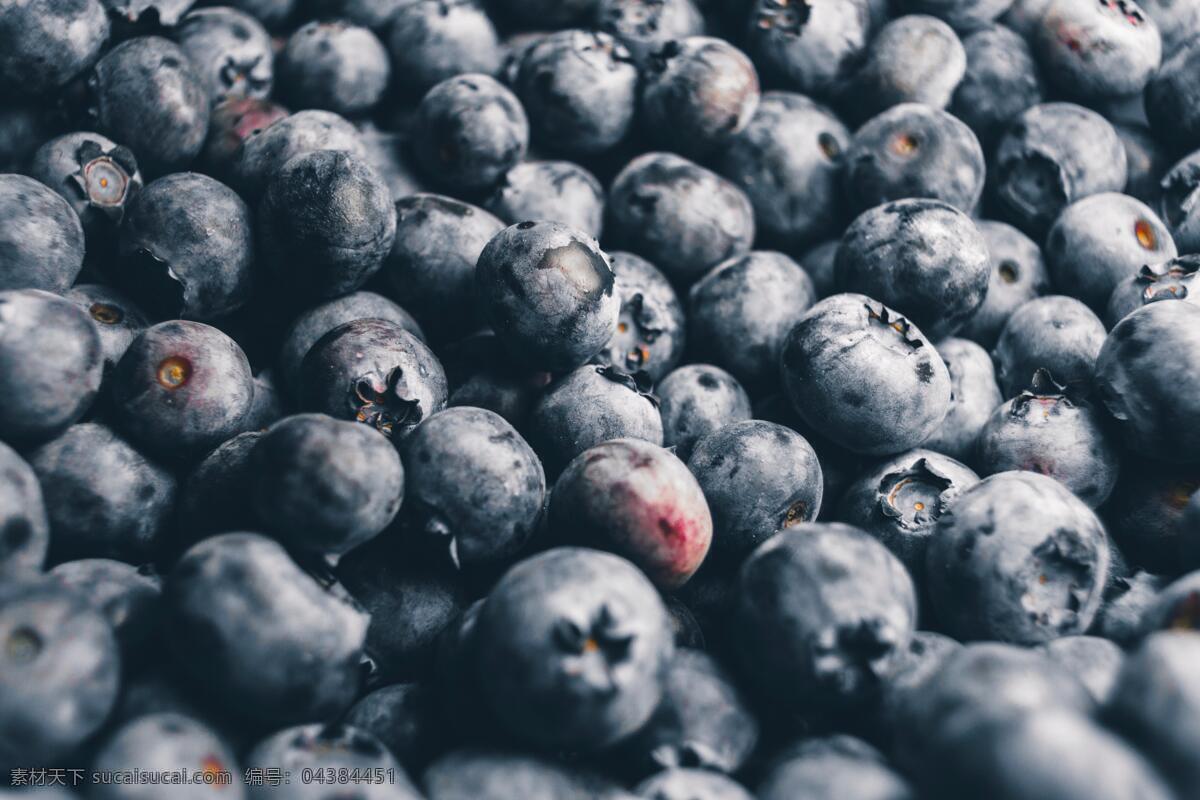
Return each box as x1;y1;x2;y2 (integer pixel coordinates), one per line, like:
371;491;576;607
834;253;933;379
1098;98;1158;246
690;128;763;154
5;0;1200;796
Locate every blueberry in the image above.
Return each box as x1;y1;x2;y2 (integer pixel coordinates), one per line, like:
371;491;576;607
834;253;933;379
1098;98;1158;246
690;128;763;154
923;337;1002;463
1149;41;1200;157
1118;123;1170;207
875;631;963;747
226;0;294;29
992;295;1106;398
837;448;979;581
88;37;211;176
514;30;638;156
634;769;754;800
111;320;255;461
385;194;504;344
0;577;120;771
1103;459;1200;573
780;294;953;456
745;0;873;97
176;430;260;548
798;239;840;298
1090;569;1170;644
387;0;503;99
99;0;193;31
0;173;86;293
246;724;421;799
601;251;687;381
992;102;1127;236
356;121;427;201
278;20;390;117
595;0;706;64
175;7;273;104
615;648;758;776
1140;0;1200;56
1033;0;1161;101
476;220;618;372
0;0;109;96
475;547;674;750
608;152;755;283
734;524;916;713
950;24;1044;151
1158;147;1200;253
926;471;1111;643
527;365;663;477
1107;254;1200;328
0;442;49;575
756;736;915;800
245;367;283;430
837;199;990;340
344;683;447;772
898;0;1015;31
258;149;396;299
0;104;58;174
166;532;368;724
549;438;711;588
1137;569;1200;633
401;406;545;570
28;132;143;251
843;104;986;215
277;291;424;398
657;365;752;461
0;290;103;444
441;332;552;429
1096;301;1200;462
300;318;447;441
493;0;600;27
201;97;289;182
718;92;849;249
959;220;1049;349
687;251;815;392
1037;635;1124;704
412;73;529;192
423;749;630;800
232;109;367;201
485;160;606;240
117;172;255;321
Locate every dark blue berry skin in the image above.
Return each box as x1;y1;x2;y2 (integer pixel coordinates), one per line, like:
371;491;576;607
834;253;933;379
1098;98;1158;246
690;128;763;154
950;24;1043;151
898;0;1013;31
494;0;600;27
88;37;211;176
875;631;963;749
259;149;397;300
1033;0;1161;101
201;97;289;183
0;442;49;575
0;290;104;444
799;239;840;298
401;407;545;570
658;365;752;461
246;367;283;429
384;194;503;344
614;648;758;777
30;422;177;563
780;294;953;456
836;199;991;341
608;152;755;284
251;413;403;556
226;0;294;29
357;122;426;203
345;683;447;772
28;132;143;253
387;0;502;99
688;251;816;392
1141;0;1200;56
596;0;706;63
926;471;1111;643
99;0;193;32
476;221;619;372
111;320;255;461
837;449;979;583
1096;301;1200;463
246;724;422;800
412;73;529;193
527;365;664;477
992;103;1127;236
959;220;1049;349
1037;635;1123;704
300;318;447;442
639;37;760;159
977;371;1120;507
0;174;86;294
734;524;917;714
1091;569;1168;644
232;109;366;201
992;295;1106;398
175;7;273;105
166;532;368;725
843;104;985;216
1108;632;1200;798
924;337;1002;463
0;577;120;772
176;430;260;550
474;547;675;751
602;252;686;381
1139;570;1200;635
50;558;160;665
424;749;630;800
1159;149;1200;254
0;0;109;96
277;291;424;399
485;160;606;240
442;332;552;430
1045;192;1176;312
719;92;849;251
278;21;390;117
0;104;58;174
117;172;256;321
745;0;872;97
1182;492;1200;571
687;420;823;565
757;737;915;800
514;30;638;157
636;769;754;800
1102;459;1200;574
1118;123;1171;208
